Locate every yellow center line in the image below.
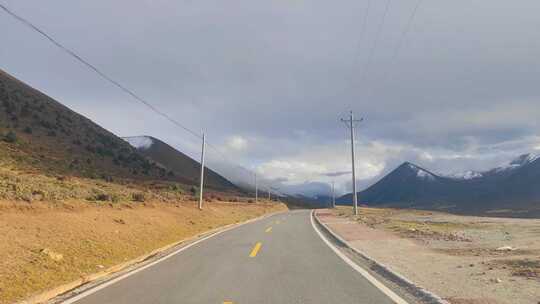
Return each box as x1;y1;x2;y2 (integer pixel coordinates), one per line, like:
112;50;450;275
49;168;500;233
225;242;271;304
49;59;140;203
223;301;234;304
249;242;262;257
265;227;272;233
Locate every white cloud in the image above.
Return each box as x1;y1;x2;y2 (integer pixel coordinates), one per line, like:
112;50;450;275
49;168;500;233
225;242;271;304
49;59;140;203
225;135;248;151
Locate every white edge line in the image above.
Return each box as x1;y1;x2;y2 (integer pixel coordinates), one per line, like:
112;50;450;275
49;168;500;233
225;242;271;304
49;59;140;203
310;210;410;304
61;212;280;304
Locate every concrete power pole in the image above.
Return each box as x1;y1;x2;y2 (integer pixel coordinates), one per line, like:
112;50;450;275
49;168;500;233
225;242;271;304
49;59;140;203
341;111;363;216
254;172;258;202
332;181;336;208
198;133;206;210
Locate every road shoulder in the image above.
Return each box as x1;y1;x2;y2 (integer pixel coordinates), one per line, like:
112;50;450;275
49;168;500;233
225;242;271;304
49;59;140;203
313;209;449;304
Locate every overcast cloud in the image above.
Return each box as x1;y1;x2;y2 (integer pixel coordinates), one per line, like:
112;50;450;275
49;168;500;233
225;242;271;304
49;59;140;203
2;0;540;197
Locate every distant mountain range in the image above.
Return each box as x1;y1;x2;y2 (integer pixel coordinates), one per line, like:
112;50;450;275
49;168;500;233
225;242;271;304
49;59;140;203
123;136;238;191
338;154;540;216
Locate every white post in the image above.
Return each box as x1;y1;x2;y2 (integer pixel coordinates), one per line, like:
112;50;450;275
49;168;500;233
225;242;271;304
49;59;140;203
255;172;258;202
349;111;358;216
198;133;205;210
332;181;336;208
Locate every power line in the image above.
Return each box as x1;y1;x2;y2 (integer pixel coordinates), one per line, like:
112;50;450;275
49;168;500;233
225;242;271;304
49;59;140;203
326;0;391;109
0;3;201;140
350;0;373;71
368;0;423;98
356;0;392;86
0;3;272;194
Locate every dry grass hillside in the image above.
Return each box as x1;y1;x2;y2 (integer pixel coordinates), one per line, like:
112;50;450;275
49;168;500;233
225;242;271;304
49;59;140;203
0;70;174;181
0;69;287;304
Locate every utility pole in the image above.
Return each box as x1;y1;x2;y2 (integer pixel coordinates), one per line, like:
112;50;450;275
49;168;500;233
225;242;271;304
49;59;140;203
268;188;271;201
332;181;336;208
254;172;258;202
341;111;363;216
198;133;205;210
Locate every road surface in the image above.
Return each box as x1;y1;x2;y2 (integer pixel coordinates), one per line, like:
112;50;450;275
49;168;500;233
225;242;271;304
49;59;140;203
66;210;400;304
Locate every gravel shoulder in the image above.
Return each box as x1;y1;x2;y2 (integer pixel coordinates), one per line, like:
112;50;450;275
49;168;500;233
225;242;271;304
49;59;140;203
317;207;540;304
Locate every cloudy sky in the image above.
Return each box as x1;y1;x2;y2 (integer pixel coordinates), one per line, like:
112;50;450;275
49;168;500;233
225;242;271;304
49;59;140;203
2;0;540;197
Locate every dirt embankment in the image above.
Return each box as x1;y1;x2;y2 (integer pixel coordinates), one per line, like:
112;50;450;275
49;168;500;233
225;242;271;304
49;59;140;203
327;207;540;304
0;200;287;304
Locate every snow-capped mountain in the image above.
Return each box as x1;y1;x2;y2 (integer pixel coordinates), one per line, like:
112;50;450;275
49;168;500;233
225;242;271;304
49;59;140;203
492;153;540;173
338;153;540;215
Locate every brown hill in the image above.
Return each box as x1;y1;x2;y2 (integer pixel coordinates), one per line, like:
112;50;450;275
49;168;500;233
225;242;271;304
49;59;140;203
0;68;238;194
124;136;238;191
0;69;174;180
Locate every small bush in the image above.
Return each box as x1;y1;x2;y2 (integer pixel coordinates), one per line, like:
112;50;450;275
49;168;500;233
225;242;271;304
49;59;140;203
190;186;198;196
94;193;111;201
23;126;32;134
4;130;17;143
169;184;183;193
101;175;114;183
131;193;146;202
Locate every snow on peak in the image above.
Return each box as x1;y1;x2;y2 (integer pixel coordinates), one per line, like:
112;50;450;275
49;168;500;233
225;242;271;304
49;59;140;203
495;153;540;172
416;169;436;180
447;170;483;180
123;136;154;150
510;153;540;166
406;163;436;181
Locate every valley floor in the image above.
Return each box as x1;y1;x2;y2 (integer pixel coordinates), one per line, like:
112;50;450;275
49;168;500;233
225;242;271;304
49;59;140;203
0;200;286;304
318;207;540;304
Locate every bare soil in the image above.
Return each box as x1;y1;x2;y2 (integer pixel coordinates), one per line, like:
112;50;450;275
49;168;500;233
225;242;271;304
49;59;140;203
323;207;540;304
0;200;286;304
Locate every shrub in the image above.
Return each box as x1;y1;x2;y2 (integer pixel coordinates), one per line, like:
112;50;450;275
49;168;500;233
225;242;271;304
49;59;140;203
94;193;111;201
170;184;182;193
101;175;114;182
4;130;17;143
131;193;146;202
190;186;198;196
23;126;32;134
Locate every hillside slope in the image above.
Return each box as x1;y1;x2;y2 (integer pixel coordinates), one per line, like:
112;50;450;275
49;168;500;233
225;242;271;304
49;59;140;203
123;136;238;191
0;69;168;180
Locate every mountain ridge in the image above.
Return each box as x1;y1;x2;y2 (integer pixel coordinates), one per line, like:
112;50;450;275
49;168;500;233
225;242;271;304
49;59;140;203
338;153;540;216
123;135;238;192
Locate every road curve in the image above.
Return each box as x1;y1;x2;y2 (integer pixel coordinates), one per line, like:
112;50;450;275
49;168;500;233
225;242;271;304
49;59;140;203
67;210;397;304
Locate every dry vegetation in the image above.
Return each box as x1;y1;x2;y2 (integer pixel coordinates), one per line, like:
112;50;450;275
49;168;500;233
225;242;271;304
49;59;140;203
0;143;285;304
0;200;286;304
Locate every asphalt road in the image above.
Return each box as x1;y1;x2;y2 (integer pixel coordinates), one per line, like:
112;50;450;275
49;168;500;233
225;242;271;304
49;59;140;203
68;210;398;304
